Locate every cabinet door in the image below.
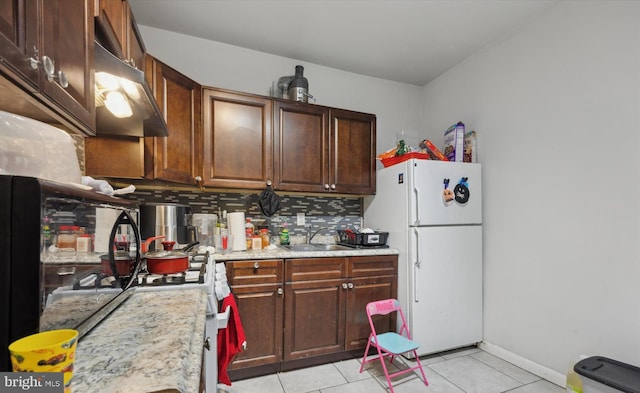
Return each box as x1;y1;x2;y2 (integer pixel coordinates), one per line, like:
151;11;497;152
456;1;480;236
126;9;144;70
145;56;201;184
95;0;127;59
283;257;346;360
96;0;145;70
40;0;96;133
202;89;273;189
85;136;144;178
345;275;396;350
273;100;329;193
284;278;345;360
345;255;397;350
0;0;39;89
226;259;283;370
330;109;376;194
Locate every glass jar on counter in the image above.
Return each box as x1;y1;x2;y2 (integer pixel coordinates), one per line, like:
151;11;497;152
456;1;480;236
57;225;80;250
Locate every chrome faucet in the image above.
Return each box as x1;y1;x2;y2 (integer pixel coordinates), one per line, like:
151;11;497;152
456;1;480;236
308;227;331;244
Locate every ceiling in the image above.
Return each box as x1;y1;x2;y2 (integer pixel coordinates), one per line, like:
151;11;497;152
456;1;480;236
128;0;558;86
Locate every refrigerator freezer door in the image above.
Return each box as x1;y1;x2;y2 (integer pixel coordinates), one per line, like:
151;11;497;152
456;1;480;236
408;225;482;355
408;160;482;226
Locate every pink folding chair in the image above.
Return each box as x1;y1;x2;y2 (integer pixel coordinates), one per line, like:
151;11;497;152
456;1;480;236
359;299;428;392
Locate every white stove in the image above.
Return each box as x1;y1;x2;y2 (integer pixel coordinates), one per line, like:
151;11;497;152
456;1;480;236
47;251;217;316
45;249;227;392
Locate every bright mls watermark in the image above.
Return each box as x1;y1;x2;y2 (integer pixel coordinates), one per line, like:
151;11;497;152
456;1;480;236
0;373;63;392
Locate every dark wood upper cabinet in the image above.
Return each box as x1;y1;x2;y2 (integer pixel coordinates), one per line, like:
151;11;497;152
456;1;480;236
330;108;376;195
202;88;273;189
95;0;144;70
274;100;376;194
0;0;39;90
85;55;201;180
39;0;95;133
0;0;96;134
273;100;329;193
144;55;201;184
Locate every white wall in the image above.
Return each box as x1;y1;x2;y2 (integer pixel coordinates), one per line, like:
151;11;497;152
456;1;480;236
421;0;640;380
137;26;422;153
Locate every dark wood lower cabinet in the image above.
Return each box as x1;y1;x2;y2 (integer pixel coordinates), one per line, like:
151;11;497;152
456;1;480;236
224;254;397;381
226;259;283;373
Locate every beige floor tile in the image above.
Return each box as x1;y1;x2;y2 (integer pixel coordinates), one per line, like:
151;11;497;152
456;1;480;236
279;363;348;393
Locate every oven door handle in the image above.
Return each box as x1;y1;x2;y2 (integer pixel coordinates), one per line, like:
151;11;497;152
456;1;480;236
71;268;101;290
108;210;141;290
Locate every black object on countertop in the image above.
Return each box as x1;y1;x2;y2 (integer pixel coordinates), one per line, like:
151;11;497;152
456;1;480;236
574;356;640;393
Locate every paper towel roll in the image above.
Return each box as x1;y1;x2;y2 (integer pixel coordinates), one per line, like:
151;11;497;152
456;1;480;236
94;208;119;252
227;212;247;251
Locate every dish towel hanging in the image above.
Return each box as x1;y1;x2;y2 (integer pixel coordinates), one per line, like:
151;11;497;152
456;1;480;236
217;293;246;386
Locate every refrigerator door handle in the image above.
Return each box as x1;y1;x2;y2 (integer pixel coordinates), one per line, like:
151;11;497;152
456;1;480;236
411;163;421;226
413;228;420;302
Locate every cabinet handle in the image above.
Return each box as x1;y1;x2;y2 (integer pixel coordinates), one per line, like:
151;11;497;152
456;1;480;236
41;56;55;78
57;267;76;276
347;282;354;289
266;180;272;186
28;46;40;70
56;70;69;88
253;261;260;269
277;287;283;295
330;184;336;190
341;283;348;289
204;337;211;351
37;56;68;88
324;184;330;190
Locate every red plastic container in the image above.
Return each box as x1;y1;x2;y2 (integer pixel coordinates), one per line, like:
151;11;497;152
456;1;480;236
380;152;429;167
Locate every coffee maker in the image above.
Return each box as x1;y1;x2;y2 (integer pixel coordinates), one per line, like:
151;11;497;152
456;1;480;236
140;203;194;250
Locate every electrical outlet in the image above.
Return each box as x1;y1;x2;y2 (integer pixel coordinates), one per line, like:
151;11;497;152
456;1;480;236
297;213;305;226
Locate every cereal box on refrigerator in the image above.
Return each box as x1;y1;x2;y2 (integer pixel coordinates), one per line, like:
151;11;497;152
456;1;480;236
443;122;465;162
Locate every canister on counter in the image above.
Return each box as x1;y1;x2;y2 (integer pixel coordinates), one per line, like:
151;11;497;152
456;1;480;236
76;234;92;253
57;225;79;250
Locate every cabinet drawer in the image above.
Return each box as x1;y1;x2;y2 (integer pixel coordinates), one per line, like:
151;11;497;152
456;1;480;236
226;259;283;286
348;255;398;278
285;257;347;282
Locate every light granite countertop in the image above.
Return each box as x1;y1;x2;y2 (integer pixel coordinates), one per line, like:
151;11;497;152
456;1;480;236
72;288;208;393
213;245;399;261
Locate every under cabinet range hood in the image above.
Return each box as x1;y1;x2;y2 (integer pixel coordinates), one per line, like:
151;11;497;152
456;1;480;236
94;41;168;137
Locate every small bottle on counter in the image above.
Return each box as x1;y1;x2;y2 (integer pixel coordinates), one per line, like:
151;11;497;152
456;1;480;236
260;228;270;248
280;223;290;246
245;218;254;249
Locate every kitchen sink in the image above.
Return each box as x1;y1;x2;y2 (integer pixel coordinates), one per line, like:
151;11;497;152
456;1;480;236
282;244;351;252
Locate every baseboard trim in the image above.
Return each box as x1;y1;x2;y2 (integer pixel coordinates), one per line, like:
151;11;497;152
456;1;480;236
478;341;565;387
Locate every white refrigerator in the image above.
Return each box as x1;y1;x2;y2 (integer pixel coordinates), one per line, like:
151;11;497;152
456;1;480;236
364;159;482;356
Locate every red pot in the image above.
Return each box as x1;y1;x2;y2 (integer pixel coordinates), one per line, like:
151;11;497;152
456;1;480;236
101;251;136;276
145;241;195;275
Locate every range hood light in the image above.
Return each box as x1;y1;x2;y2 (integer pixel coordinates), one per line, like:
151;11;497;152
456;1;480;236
94;41;168;137
118;77;140;100
95;71;121;91
104;91;133;118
